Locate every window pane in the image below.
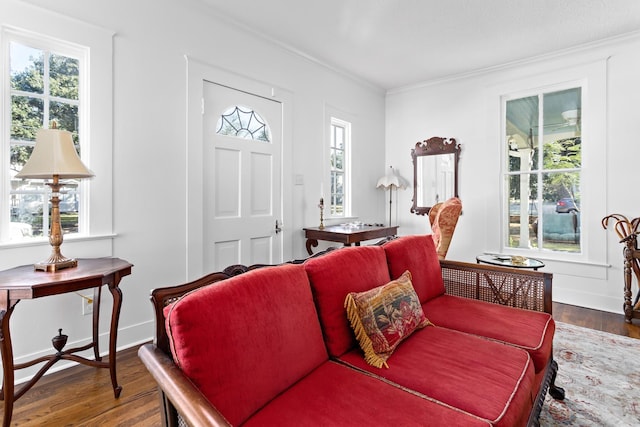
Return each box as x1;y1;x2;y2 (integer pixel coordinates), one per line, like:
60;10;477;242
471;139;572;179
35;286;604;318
10;42;44;93
11;95;43;142
506;96;538;172
333;125;344;150
543;137;581;170
507;173;538;249
216;105;271;142
542;88;581;170
10;145;34;173
50;53;79;100
541;171;580;252
50;101;79;144
334;150;344;170
9;188;45;238
335;173;344;194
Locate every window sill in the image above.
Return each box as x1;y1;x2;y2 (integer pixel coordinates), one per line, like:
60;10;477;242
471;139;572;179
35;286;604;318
0;233;117;250
324;216;358;225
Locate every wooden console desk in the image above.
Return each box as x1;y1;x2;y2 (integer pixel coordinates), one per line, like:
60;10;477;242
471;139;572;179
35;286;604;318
303;224;398;255
0;257;132;426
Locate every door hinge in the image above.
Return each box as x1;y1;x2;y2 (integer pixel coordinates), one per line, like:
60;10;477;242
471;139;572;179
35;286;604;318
275;220;283;234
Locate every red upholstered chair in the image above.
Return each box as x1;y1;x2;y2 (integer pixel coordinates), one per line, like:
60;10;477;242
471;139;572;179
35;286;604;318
429;197;462;259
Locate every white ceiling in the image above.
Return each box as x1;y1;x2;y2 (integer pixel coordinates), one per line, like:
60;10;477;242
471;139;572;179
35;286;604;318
201;0;640;90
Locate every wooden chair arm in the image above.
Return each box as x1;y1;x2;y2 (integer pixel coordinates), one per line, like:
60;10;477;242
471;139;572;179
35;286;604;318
138;344;231;427
439;259;553;314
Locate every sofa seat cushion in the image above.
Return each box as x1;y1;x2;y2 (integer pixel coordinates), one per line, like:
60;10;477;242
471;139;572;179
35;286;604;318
305;245;391;357
383;235;446;303
165;264;329;426
424;294;554;373
337;326;535;427
243;361;492;427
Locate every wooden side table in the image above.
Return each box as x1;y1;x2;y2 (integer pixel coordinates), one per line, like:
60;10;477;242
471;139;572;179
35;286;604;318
0;257;132;426
303;224;398;255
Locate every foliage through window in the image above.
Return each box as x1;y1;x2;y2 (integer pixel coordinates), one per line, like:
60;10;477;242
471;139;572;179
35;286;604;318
7;38;83;241
216;105;271;142
330;118;350;216
504;86;582;253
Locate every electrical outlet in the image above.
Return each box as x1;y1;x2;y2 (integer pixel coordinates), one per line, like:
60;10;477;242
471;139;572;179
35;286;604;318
82;296;93;316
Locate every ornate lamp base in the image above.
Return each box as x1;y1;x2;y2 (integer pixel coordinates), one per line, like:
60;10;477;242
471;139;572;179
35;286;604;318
34;254;78;272
33;176;78;272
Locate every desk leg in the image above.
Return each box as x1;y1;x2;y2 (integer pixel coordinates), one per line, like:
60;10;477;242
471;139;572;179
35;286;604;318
107;282;123;398
0;296;16;427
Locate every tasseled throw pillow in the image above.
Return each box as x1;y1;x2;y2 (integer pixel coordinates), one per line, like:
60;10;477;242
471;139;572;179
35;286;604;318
344;270;432;368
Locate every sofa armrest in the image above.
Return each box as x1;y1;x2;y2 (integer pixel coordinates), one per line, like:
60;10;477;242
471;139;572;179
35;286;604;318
138;343;231;427
439;260;553;314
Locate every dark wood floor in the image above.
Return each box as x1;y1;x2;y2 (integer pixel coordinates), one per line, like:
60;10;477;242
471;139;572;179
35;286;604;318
1;302;639;426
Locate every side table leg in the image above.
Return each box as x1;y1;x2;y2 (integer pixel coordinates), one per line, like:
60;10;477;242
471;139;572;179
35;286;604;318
92;286;102;361
305;239;318;255
107;283;123;398
0;300;16;427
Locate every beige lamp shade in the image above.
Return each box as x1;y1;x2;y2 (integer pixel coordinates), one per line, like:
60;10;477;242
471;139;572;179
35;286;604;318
376;166;409;190
377;166;409;227
15;129;94;179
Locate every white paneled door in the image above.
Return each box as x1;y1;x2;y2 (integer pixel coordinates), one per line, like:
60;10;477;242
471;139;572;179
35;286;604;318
203;81;283;272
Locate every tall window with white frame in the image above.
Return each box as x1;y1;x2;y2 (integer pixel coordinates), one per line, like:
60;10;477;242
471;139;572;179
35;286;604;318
329;117;350;217
5;34;85;242
504;86;582;253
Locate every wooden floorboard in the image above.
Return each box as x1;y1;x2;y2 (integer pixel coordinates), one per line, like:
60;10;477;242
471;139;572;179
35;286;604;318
1;302;638;426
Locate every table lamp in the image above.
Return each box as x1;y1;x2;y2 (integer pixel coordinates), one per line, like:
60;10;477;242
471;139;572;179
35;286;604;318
15;127;94;272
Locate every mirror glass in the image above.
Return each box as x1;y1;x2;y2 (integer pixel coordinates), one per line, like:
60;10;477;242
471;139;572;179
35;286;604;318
411;137;461;216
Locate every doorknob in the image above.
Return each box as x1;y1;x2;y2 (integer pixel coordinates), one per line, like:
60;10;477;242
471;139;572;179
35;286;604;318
275;220;283;234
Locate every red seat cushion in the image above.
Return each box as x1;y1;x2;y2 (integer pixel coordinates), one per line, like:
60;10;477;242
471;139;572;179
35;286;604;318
304;245;391;357
383;235;446;303
424;294;554;372
337;326;535;427
165;264;328;426
243;361;492;427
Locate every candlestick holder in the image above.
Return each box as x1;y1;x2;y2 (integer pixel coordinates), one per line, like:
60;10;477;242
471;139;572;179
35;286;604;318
318;197;325;229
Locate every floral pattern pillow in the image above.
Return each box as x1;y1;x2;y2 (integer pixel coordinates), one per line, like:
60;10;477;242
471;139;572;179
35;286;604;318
344;270;432;368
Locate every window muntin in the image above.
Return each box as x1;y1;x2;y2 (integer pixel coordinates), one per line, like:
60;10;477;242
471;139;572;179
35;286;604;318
505;86;582;253
329;118;350;217
216;105;271;142
6;38;83;241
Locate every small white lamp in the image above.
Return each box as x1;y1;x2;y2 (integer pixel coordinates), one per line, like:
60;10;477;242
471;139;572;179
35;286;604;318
376;166;409;227
15;126;94;272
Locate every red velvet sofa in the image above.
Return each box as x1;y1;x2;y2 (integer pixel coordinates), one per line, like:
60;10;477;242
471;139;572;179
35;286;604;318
139;235;563;426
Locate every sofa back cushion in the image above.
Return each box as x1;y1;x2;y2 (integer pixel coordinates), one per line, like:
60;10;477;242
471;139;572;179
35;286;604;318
383;235;445;303
304;245;391;357
165;263;328;426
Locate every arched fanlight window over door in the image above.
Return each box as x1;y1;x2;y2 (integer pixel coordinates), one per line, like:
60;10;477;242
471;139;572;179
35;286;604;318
216;105;271;142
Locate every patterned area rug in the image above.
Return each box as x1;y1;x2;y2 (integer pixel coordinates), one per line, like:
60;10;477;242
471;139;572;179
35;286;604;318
540;321;640;426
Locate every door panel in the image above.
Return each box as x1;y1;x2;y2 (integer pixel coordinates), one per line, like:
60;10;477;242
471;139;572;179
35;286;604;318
214;147;240;217
250;152;272;216
203;81;282;272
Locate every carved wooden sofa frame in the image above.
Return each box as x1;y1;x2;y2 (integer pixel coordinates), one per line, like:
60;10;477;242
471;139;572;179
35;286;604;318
139;251;563;427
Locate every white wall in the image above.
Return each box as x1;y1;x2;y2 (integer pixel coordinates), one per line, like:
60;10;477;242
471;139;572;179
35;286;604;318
1;0;386;382
386;34;640;315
